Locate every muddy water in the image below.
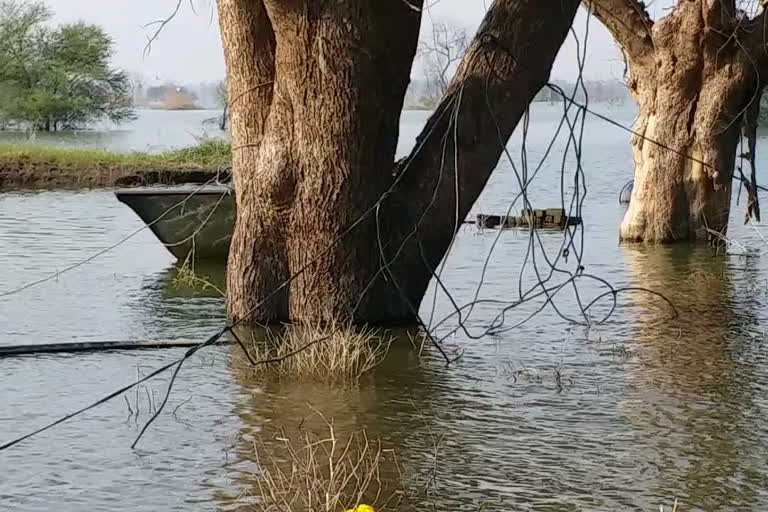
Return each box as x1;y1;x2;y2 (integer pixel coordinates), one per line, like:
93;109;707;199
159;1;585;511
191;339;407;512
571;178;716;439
2;106;768;511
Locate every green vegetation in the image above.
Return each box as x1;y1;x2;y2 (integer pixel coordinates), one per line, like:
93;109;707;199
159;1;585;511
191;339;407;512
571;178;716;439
0;139;232;189
0;139;231;170
0;1;134;131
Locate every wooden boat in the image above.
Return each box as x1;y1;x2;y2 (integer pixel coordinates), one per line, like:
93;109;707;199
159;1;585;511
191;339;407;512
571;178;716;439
115;186;235;260
116;184;582;262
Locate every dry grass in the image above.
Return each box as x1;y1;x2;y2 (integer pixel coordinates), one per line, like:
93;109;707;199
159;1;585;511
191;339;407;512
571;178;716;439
251;415;407;512
246;411;683;512
239;322;393;381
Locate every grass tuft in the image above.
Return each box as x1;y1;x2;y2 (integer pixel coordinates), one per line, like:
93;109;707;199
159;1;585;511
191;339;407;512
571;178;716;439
252;416;407;512
239;322;392;381
158;138;233;168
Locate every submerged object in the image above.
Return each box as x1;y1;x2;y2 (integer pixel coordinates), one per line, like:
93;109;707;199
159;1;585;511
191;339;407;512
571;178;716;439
476;208;581;230
346;506;375;512
115;185;235;261
619;180;633;204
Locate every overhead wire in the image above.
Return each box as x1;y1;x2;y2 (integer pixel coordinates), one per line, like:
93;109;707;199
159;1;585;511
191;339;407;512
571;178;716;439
1;6;695;452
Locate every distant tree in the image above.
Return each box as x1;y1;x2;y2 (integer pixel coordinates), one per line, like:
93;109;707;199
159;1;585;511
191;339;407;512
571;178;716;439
127;71;145;103
216;79;228;130
146;85;169;102
0;0;135;131
417;22;468;108
760;94;768;126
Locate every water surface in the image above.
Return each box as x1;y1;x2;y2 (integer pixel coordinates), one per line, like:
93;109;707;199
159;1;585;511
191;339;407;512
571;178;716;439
0;109;226;153
2;105;768;511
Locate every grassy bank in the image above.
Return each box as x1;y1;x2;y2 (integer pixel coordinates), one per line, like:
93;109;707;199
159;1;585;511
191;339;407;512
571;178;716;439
0;139;232;190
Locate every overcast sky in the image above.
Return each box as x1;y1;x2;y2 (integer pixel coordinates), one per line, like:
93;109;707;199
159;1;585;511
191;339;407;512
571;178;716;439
43;0;626;84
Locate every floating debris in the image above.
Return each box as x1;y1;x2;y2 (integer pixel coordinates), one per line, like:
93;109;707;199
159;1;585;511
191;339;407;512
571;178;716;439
476;208;581;230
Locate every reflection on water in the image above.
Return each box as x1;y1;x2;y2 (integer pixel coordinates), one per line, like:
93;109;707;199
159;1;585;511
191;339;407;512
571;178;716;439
221;340;437;511
621;247;768;510
2;105;768;510
218;248;768;510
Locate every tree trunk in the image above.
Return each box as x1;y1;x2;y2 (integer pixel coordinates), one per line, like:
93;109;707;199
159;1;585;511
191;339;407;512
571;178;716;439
590;0;764;242
622;86;742;242
221;0;580;325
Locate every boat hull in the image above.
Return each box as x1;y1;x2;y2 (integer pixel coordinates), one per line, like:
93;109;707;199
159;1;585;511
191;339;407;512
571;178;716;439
116;187;235;261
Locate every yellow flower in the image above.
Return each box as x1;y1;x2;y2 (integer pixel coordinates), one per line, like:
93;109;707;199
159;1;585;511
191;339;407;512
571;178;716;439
345;505;375;512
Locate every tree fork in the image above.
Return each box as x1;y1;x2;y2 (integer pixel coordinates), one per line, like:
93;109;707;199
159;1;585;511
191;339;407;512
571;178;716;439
221;0;580;325
384;0;582;317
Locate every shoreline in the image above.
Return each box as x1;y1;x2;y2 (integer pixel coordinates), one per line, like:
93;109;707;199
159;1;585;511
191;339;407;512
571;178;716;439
0;140;231;191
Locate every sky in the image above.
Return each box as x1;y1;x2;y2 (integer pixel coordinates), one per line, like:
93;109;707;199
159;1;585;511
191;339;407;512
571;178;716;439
43;0;626;85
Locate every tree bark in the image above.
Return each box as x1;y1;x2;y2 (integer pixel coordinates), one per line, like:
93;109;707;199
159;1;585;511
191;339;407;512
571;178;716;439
222;0;580;325
385;0;582;319
218;0;282;319
591;0;764;242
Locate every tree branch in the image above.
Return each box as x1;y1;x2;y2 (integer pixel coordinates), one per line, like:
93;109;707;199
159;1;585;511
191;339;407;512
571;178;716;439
384;0;581;301
741;84;761;222
143;0;183;57
585;0;654;61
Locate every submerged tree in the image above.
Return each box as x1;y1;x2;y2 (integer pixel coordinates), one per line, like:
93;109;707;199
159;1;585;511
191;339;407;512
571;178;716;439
589;0;766;241
218;0;580;325
0;1;135;131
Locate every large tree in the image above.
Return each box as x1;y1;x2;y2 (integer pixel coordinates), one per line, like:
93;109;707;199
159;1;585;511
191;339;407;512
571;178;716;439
589;0;766;242
218;0;581;325
0;1;134;131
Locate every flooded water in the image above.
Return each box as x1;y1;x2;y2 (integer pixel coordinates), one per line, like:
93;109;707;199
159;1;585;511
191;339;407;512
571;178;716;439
0;109;227;153
3;105;768;511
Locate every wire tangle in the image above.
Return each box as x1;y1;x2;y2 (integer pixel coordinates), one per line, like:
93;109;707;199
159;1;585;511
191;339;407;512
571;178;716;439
0;8;693;454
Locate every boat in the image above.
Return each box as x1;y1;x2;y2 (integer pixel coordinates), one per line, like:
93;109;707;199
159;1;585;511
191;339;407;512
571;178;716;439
476;209;581;229
116;183;584;262
115;185;235;260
